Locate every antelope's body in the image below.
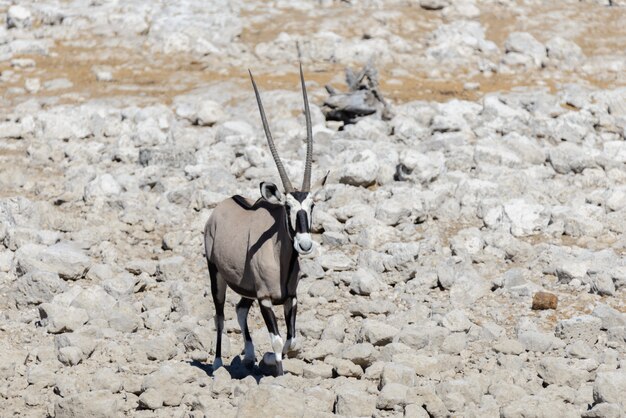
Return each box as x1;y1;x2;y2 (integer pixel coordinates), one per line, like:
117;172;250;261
204;196;298;304
204;65;321;376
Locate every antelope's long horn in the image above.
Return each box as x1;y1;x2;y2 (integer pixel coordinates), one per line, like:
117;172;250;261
249;70;294;193
300;63;313;192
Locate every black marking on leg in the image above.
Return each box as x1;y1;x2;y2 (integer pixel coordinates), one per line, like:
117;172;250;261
284;298;298;341
259;299;279;336
208;261;225;360
236;297;254;342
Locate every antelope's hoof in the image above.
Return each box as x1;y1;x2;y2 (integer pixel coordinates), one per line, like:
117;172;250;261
242;356;256;368
262;352;277;366
260;353;284;376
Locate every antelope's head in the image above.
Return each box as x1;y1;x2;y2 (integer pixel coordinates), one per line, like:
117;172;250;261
250;65;325;255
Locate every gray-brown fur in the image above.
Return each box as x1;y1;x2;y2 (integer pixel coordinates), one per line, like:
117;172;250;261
204;196;299;304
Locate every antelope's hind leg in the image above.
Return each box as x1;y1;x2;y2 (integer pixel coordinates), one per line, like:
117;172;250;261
258;298;284;376
208;261;226;371
236;297;255;366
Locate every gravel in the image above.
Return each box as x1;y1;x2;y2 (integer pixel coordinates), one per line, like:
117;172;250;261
1;0;625;416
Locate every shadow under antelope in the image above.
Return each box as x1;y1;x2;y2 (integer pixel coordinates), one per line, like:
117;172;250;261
204;65;327;376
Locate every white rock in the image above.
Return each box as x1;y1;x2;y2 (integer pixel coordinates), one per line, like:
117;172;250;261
442;309;472;332
335;150;380;187
157;256;185;281
7;5;32;29
549;142;596;174
359;319;399;346
537;357;588;388
503;199;549;237
592;304;626;330
377;383;411;409
335;383;377;417
350;268;383;296
55;390;123;417
196;100;225;126
504;32;546;68
70;286;117;320
555;315;602;345
397;150;445;184
594;371;626;407
380;362;417;388
58;346;83;366
15;243;90;280
237;385;307;416
84;174;122;202
517;331;562;352
546;37;584;69
39;303;89;333
12;270;67;307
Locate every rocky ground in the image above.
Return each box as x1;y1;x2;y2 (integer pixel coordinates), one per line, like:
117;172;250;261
1;0;626;417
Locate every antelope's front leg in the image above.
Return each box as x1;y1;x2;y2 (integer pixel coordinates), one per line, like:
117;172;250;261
258;298;284;376
283;297;297;357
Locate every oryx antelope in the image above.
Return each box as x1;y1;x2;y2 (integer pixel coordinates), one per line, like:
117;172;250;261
204;65;324;375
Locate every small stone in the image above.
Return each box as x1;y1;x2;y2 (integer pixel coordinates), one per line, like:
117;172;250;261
378;383;410;409
517;331;561;352
442;309;472;332
7;5;32;29
157;256;185;281
142;334;177;361
91;368;123;393
419;0;449;10
84;174;122;202
58;346;83;366
94;68;113;82
493;339;524;355
532;291;558;310
350;268;382;296
335;150;379;187
592;304;626;330
25;78;40;93
555;315;602;345
441;333;467;354
38;303;89;334
326;357;362;378
594;371;626;407
565;340;594;359
138;388;163;410
341;342;377;367
237;385;307;416
55;390;123;417
359;319;399;346
196;100;225;126
335;384;377;417
12;270;67;308
404;404;430;418
303;362;334;379
380;363;416;388
582;402;622;418
537;357;588;388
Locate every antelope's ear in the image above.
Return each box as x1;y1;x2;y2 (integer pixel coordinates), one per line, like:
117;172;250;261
314;171;330;189
260;182;285;205
312;171;330;202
